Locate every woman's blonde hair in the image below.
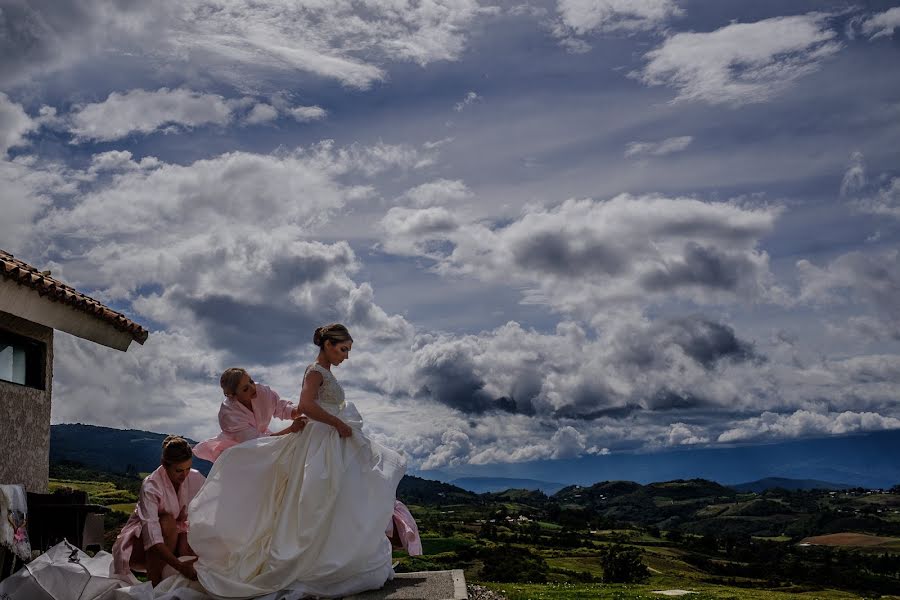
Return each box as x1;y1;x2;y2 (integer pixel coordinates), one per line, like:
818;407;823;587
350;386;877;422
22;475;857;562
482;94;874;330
313;323;353;348
220;367;249;398
161;435;193;466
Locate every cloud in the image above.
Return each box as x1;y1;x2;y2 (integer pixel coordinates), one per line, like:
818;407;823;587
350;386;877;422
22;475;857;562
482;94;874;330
454;91;481;112
624;135;692;158
665;422;709;446
551;0;681;50
244;103;279;125
840;151;866;196
0;156;67;249
635;13;842;105
289;105;327;122
401;179;471;207
68;88;234;142
837;152;900;219
0;93;36;156
556;0;682;35
364;316;763;422
798;250;900;340
381;194;783;318
28;141;422;365
859;7;900;40
0;0;485;90
718;409;900;443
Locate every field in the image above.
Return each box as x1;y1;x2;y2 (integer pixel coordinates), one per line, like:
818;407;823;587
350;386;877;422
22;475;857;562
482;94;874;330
800;533;900;549
480;582;885;600
49;478;137;515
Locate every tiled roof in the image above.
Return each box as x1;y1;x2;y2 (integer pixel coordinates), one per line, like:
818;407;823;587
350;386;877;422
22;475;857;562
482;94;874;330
0;249;149;344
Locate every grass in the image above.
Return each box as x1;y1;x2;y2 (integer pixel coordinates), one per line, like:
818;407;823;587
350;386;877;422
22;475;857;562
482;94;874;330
421;536;475;554
479;582;880;599
108;503;136;514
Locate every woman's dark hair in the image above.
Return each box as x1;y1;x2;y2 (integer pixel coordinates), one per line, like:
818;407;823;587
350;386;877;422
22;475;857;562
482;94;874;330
161;435;193;466
313;323;353;348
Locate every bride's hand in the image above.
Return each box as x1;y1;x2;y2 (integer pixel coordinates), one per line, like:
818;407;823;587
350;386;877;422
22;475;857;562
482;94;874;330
334;420;353;438
289;416;308;433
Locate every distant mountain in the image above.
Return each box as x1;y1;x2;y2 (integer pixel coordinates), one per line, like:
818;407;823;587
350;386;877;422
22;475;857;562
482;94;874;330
451;477;567;494
54;424;900;491
730;477;856;493
51;424;213;475
397;475;479;505
418;429;900;489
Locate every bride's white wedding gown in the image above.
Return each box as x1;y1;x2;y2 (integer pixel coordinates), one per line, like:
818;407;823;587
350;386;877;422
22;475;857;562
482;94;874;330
186;363;407;599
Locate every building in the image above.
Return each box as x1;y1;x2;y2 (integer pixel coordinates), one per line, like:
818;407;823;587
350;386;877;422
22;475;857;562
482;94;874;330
0;249;148;493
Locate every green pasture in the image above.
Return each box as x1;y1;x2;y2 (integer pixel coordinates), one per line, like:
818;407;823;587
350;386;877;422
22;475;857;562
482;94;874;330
480;582;880;600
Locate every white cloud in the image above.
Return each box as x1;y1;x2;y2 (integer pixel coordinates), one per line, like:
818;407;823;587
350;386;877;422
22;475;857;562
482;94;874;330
860;7;900;40
836;152;900;219
454;91;481;112
69;88;233;142
556;0;682;35
289;105;327;122
718;409;900;443
1;1;486;90
625;135;692;158
840;151;866;196
401;179;471;207
665;422;709;446
0;156;68;250
797;250;900;339
244;103;279;125
381;194;783;318
636;13;842;105
0;93;36;156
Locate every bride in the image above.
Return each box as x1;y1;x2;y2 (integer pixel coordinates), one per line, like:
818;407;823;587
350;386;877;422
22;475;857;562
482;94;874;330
186;324;407;599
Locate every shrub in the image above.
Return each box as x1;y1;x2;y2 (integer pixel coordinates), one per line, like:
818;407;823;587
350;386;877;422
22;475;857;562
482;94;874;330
598;544;650;583
480;545;548;583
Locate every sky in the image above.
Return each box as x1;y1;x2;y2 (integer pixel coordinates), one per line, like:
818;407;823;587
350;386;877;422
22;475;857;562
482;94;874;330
2;0;900;477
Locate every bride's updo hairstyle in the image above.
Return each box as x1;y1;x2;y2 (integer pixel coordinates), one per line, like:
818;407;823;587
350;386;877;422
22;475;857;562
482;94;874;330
161;435;193;466
313;323;353;348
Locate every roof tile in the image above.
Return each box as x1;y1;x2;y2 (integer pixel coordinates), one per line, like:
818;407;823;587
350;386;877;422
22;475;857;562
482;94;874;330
0;249;149;344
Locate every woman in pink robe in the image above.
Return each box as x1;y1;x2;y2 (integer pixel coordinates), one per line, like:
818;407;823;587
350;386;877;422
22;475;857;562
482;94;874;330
193;368;306;462
111;436;206;585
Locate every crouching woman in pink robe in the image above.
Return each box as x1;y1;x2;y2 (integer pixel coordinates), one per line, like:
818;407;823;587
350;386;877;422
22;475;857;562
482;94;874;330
111;436;206;586
192;368;306;462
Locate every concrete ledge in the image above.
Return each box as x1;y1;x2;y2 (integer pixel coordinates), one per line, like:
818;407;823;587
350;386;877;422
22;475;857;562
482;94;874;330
343;570;467;600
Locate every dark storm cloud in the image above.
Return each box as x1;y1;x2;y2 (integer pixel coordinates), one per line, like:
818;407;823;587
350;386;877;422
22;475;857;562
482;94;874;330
188;294;325;364
640;243;752;293
615;315;759;371
510;231;628;277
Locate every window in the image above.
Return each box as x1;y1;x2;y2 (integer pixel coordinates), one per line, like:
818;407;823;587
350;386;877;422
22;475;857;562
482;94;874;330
0;329;46;390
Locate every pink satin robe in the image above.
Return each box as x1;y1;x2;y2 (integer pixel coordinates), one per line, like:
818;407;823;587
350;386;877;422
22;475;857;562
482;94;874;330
110;465;206;583
192;384;295;462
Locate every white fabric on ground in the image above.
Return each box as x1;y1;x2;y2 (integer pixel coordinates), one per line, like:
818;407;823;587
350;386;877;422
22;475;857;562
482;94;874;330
0;541;123;600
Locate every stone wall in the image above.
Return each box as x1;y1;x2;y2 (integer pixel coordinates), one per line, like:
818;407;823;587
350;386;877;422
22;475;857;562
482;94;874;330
0;310;53;493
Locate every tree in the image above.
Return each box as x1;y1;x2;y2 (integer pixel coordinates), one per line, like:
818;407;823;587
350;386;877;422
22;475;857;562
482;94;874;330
480;545;548;583
599;544;650;583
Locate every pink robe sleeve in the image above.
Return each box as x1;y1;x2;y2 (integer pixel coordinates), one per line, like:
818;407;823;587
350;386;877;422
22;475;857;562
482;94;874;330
389;500;423;556
192;401;259;462
262;384;296;421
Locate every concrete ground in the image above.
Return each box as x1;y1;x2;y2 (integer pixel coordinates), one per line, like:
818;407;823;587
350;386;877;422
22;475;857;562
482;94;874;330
343;570;467;600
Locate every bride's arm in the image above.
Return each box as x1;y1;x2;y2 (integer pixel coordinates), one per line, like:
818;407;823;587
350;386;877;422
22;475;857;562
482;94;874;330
298;370;353;437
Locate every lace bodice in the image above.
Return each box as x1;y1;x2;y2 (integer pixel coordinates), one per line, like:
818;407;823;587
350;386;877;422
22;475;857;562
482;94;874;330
305;363;346;414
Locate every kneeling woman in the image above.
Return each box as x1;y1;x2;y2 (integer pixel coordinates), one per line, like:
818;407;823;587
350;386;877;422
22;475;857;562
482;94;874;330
111;436;206;586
